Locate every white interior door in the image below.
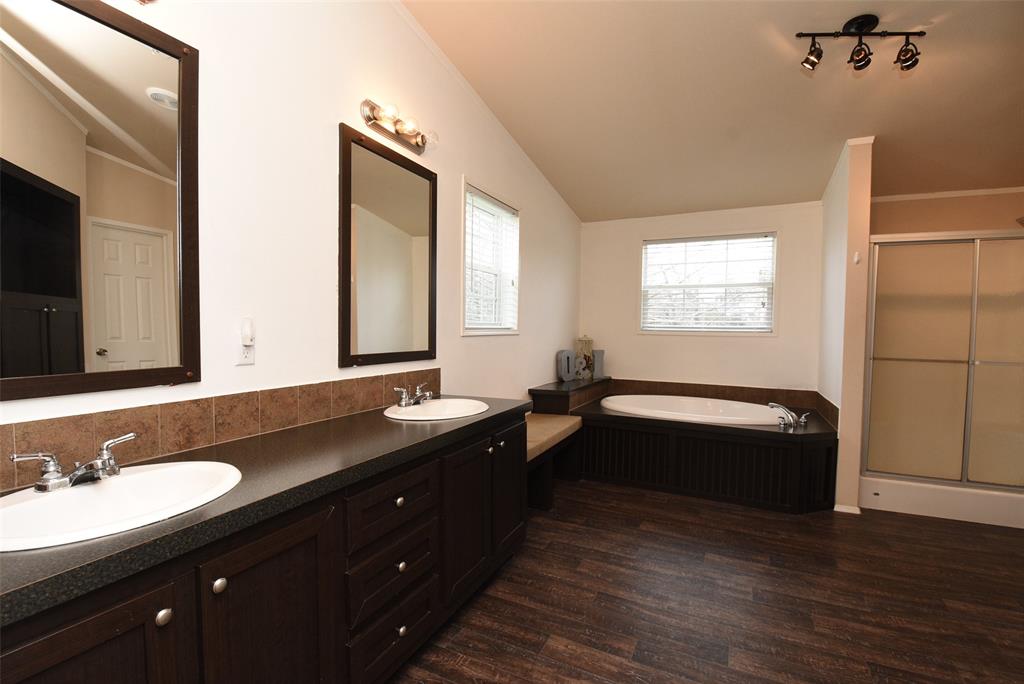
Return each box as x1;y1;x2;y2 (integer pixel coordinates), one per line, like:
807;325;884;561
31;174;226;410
88;220;173;371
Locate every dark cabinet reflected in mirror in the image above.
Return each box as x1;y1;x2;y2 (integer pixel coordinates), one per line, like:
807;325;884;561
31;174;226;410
0;0;198;400
340;124;436;367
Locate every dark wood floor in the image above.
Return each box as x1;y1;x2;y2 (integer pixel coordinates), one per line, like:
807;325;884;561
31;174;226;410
393;480;1024;683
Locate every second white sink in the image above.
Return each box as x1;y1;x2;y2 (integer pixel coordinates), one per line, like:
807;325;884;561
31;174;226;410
384;398;489;421
0;461;241;552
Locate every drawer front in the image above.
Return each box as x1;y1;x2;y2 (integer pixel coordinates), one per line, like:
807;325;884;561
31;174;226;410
348;575;438;684
346;460;439;553
347;518;439;629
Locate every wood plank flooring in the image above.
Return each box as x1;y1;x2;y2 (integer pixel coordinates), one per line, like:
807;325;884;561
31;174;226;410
393;480;1024;683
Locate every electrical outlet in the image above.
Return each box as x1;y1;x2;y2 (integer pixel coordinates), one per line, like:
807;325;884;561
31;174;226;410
236;345;255;366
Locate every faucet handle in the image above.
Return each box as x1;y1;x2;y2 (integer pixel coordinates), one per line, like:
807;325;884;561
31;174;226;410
393;387;410;406
98;433;136;463
798;412;810;426
415;383;428;394
10;452;62;474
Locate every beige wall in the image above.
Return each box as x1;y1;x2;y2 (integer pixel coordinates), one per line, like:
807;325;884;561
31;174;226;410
818;146;850;407
872;190;1024;234
579;201;823;391
0;56;87;196
85;151;177;233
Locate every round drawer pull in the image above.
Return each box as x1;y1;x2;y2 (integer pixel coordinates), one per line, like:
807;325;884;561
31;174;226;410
394;496;405;508
396;561;408;573
486;446;494;455
212;577;228;594
397;625;408;637
154;608;174;627
498;440;506;448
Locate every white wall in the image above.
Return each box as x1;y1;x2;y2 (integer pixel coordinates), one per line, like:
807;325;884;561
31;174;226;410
579;202;823;390
353;205;416;353
818;147;850;406
1;0;580;423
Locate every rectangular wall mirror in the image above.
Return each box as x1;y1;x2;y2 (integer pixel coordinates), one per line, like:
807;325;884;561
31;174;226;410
339;123;436;367
0;0;198;400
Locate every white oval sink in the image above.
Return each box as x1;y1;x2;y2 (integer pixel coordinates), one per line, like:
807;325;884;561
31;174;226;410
384;398;489;421
0;461;241;552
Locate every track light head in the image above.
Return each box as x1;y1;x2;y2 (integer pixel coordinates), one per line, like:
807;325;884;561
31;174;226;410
848;37;873;71
894;37;921;71
801;38;823;70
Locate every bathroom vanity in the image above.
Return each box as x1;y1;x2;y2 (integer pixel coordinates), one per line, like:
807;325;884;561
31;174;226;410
0;398;529;683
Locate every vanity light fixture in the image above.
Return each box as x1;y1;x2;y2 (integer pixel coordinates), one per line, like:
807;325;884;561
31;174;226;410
796;14;925;73
360;99;437;155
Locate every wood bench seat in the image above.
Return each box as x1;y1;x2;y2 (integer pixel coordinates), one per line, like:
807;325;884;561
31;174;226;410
526;413;582;511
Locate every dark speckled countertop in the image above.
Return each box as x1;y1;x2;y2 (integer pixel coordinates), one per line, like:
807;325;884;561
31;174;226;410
0;396;530;627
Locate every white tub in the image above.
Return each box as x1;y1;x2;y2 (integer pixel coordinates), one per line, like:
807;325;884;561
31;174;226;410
600;394;783;426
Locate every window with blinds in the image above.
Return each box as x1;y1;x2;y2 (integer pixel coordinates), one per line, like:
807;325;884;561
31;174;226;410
464;185;519;331
641;233;776;332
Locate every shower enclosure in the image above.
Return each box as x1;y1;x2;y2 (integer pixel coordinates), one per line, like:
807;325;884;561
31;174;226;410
863;231;1024;491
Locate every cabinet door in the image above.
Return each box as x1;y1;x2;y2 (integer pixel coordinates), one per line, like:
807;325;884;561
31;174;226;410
491;421;527;557
0;578;196;684
0;295;48;377
441;437;492;602
199;505;337;684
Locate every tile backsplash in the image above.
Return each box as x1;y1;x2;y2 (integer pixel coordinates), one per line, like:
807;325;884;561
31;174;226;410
1;369;440;492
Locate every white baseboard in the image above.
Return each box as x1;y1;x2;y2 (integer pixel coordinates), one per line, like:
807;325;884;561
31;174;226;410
859;476;1024;529
833;504;861;515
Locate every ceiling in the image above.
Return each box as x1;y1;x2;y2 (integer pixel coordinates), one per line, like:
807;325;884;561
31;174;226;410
405;1;1024;221
1;0;178;177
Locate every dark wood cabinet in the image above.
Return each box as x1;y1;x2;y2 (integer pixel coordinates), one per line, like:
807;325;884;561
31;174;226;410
1;414;529;684
198;505;337;684
491;421;527;558
0;576;197;683
441;437;492;602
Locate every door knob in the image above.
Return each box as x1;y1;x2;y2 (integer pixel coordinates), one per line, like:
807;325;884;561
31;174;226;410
95;348;109;356
154;608;174;627
212;577;228;594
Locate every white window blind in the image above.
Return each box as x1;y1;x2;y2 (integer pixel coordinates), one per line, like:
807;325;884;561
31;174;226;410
464;185;519;331
641;233;776;332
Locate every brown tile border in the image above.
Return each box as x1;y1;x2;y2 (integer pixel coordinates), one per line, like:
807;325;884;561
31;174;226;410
1;368;441;493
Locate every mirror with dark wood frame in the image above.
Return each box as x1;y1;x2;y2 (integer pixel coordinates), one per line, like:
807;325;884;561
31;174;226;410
0;0;199;400
339;123;437;368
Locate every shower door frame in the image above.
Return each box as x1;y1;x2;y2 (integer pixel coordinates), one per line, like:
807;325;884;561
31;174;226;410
861;228;1024;492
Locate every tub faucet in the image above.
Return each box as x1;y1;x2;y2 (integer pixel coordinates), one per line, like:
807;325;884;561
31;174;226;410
769;403;799;430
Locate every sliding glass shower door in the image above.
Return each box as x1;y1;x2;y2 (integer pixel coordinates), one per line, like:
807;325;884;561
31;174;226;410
865;235;1024;489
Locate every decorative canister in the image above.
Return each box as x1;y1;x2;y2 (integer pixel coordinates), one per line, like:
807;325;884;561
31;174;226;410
575;336;594;380
556;350;575;382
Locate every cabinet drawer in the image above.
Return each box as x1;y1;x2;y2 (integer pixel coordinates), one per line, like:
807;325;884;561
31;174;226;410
346;460;439;553
348;575;438;684
347;518;439;629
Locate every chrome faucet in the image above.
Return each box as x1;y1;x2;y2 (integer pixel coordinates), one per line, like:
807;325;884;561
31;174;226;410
768;403;810;430
393;383;433;408
10;433;136;493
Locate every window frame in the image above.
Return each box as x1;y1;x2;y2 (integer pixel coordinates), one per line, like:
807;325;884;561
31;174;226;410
460;177;521;337
636;231;779;337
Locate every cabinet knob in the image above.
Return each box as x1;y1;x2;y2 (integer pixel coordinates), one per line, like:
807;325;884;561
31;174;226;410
396;561;408;573
212;577;228;594
154;608;174;627
498;440;506;448
486;446;494;455
394;496;405;508
397;625;408;637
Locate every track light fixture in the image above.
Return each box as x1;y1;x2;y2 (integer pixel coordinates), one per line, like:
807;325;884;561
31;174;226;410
801;38;823;71
848;37;872;70
894;36;921;71
795;14;925;73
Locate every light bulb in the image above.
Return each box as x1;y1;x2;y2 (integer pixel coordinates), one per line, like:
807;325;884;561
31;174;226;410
377;103;399;122
396;117;419;135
